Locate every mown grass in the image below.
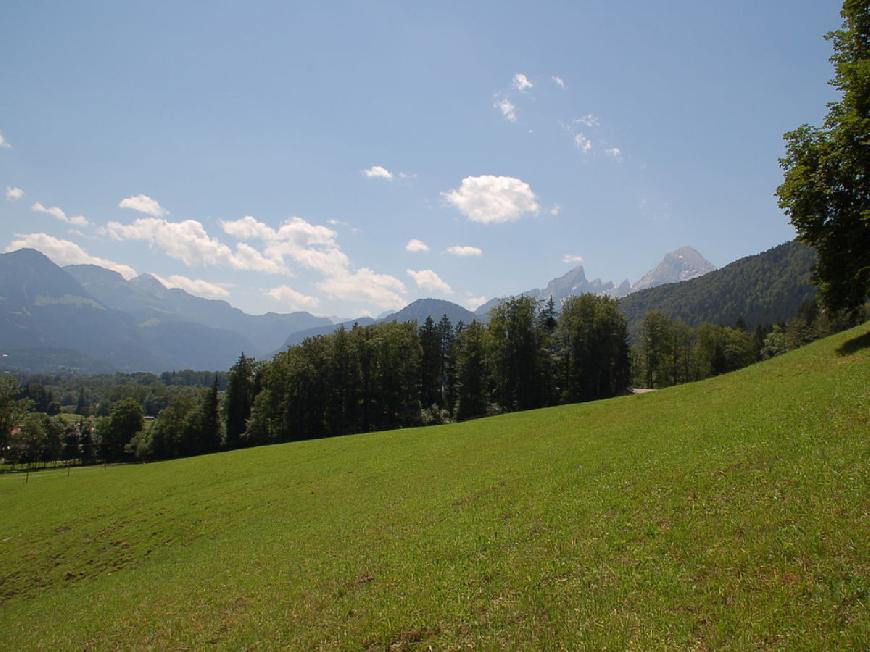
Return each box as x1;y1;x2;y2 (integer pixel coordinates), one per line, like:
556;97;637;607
1;325;868;650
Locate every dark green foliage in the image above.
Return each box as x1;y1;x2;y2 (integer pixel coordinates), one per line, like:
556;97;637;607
619;241;818;338
633;312;757;388
0;375;28;454
559;295;630;401
487;297;545;411
223;354;255;448
776;0;869;313
99;398;144;461
248;321;423;443
454;322;488;421
419;317;442;409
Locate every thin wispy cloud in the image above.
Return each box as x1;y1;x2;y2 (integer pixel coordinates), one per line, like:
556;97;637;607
31;201;89;227
551;75;566;89
494;97;517;122
574;132;592;153
446;245;482;257
575;114;600;127
512;73;533;92
605;147;623;161
5;186;24;201
563;254;584;264
153;273;230;299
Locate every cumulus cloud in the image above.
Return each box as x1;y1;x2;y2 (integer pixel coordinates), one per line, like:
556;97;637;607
221;215;347;277
152;274;230;298
317;268;407;310
563;254;584;264
552;75;566;89
407;269;452;294
267;284;321;310
446;245;482;257
223;214;407;311
494;98;517;122
0;130;10;148
574;132;592;153
512;73;533;92
5;233;136;279
442;175;540;224
105;217;285;274
31;201;89;227
119;194;168;218
5;186;24;201
605;147;623;161
405;239;430;253
362;165;393;180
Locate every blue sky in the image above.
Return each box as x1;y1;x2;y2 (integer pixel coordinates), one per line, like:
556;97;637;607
0;1;841;316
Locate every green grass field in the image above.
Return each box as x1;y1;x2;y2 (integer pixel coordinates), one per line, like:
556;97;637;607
2;325;868;650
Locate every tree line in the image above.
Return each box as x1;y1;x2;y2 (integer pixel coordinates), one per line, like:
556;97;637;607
1;293;862;469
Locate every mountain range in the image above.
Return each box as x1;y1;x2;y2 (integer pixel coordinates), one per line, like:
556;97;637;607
0;243;812;373
473;245;716;317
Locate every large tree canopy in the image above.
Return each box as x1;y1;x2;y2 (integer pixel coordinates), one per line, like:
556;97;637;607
776;0;869;313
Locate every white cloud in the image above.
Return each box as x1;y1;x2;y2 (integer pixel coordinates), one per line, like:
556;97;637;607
574;132;592;153
575;114;600;127
0;131;10;149
550;205;561;216
119;194;168;218
221;215;347;276
362;165;393;180
407;269;452;294
563;254;584;264
266;284;320;310
152;274;230;298
5;233;136;279
398;171;417;180
552;75;566;89
464;294;487;310
106;217;285;274
443;175;540;224
31;201;89;227
446;245;482;257
317;268;407;310
405;239;430;253
5;186;24;201
222;214;406;311
494;98;517;122
605;147;623;161
512;73;533;92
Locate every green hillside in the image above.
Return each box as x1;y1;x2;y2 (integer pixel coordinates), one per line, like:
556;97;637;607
1;324;868;650
619;241;817;336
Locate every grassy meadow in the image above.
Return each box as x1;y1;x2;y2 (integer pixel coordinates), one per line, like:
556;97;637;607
1;324;868;650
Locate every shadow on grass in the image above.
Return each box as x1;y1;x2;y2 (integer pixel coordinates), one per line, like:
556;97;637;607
836;331;870;356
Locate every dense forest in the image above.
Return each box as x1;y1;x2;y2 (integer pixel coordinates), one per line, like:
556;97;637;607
619;241;817;337
2;285;861;469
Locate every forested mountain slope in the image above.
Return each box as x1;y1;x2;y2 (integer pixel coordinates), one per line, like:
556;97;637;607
619;240;816;336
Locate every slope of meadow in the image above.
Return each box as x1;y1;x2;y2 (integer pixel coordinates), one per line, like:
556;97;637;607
1;325;868;650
